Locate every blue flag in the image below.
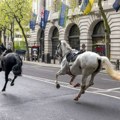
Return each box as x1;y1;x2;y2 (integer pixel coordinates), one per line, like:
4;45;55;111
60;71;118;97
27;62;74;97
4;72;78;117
113;0;120;12
40;10;49;29
29;13;37;30
59;3;68;27
29;20;36;30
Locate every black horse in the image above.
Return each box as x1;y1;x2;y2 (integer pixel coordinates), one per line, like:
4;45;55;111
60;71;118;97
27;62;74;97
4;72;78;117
0;44;22;91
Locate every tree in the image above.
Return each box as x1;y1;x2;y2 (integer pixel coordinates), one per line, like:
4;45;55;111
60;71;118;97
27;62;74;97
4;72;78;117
2;0;32;60
98;0;111;58
0;1;15;47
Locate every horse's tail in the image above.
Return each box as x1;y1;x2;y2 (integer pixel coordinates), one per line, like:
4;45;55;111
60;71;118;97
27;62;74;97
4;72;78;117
101;56;120;80
12;54;22;76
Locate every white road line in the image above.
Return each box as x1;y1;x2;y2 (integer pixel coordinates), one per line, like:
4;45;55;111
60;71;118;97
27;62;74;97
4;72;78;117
106;87;120;92
23;74;120;100
89;87;104;91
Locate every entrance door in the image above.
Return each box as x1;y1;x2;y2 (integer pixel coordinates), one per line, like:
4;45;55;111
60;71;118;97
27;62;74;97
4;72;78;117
52;27;59;58
68;24;80;50
92;21;106;56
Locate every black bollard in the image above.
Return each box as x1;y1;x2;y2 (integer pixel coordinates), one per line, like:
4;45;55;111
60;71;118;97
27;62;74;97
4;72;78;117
116;59;119;70
53;56;56;64
47;53;51;63
42;53;45;62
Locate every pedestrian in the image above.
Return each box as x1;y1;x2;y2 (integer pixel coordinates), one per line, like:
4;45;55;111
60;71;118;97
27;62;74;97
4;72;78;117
80;43;86;53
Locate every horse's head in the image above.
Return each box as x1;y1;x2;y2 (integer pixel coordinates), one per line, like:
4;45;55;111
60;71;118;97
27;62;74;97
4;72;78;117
12;54;22;76
55;40;72;58
0;43;6;55
2;49;13;56
55;41;62;58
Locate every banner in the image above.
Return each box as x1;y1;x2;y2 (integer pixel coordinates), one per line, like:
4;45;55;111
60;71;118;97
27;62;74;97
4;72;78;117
81;0;95;15
29;13;37;30
113;0;120;12
58;3;68;27
40;8;49;29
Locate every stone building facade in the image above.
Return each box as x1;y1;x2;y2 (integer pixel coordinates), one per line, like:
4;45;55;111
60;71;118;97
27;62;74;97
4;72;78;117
31;0;120;62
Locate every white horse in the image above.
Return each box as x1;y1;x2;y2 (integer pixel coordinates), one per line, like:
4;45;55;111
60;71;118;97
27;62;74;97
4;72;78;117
55;40;120;101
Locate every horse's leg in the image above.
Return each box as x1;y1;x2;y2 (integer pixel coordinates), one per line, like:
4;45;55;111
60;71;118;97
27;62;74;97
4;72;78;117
10;75;17;86
74;75;87;101
69;75;80;87
69;75;76;85
56;61;68;89
85;73;96;90
2;71;10;92
56;70;63;89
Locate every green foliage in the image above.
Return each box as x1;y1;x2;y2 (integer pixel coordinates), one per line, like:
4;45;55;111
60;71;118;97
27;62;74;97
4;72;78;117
14;40;26;50
0;0;32;58
0;0;32;33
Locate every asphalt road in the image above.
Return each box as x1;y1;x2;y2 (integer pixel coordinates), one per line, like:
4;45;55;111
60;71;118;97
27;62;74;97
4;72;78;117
0;62;119;120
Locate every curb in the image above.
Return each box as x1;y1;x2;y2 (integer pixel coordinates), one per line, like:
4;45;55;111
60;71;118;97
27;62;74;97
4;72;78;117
23;61;107;74
23;61;60;68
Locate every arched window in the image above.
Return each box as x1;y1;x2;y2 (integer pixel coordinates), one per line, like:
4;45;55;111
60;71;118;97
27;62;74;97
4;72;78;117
52;27;59;58
92;21;105;56
68;24;80;50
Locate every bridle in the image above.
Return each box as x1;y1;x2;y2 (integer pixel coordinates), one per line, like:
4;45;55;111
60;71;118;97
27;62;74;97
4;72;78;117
56;42;63;58
56;41;72;62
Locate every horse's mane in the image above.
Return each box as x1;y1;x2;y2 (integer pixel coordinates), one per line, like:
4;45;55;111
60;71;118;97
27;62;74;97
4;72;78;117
61;40;72;51
2;49;13;56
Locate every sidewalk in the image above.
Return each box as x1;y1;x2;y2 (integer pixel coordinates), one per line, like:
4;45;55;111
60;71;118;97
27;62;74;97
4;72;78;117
23;60;60;68
23;60;107;74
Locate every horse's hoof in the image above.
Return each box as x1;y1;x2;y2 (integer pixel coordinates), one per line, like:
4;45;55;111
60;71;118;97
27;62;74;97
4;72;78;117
74;83;80;87
91;83;94;86
10;83;14;86
81;91;85;94
0;68;2;72
2;89;5;92
70;82;72;85
74;97;79;101
56;84;60;89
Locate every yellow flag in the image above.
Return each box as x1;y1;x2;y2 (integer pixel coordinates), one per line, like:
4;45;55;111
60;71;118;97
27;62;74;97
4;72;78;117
81;0;95;15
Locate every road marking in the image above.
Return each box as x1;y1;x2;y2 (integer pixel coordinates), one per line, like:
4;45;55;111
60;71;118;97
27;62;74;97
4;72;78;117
23;74;120;100
106;87;120;92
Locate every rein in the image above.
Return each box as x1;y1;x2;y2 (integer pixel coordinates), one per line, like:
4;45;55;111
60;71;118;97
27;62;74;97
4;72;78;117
57;42;71;61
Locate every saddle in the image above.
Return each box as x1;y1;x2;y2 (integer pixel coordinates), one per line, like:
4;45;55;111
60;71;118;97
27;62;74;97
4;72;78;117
66;51;81;63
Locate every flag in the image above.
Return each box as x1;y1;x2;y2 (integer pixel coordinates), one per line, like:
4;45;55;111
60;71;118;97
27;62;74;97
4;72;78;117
40;8;49;29
29;20;36;30
113;0;120;12
29;13;37;30
81;0;95;15
58;3;68;27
